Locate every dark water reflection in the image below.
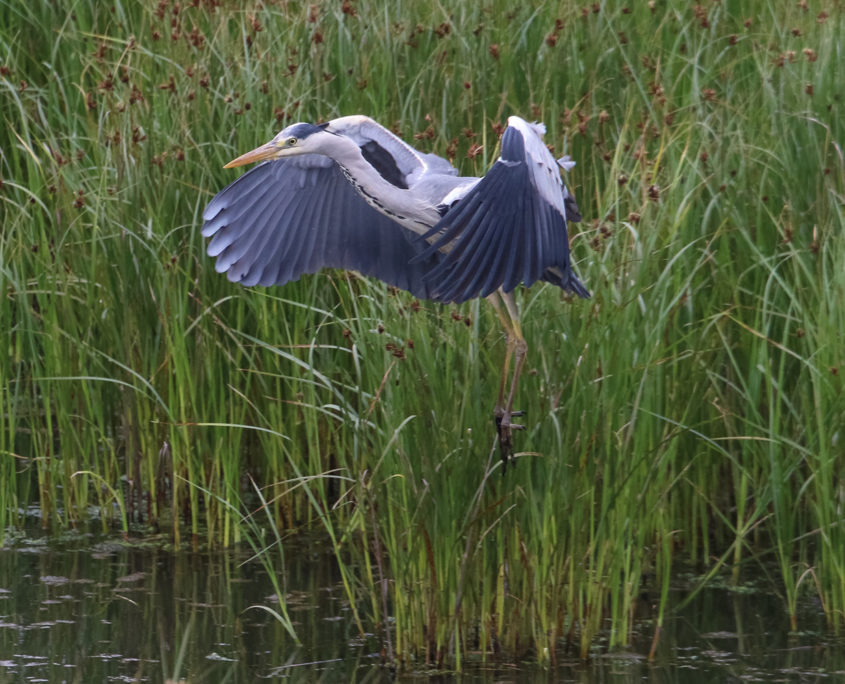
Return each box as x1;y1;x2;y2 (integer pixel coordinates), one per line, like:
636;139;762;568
0;530;842;682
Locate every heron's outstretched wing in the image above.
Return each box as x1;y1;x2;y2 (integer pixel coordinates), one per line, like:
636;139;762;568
202;154;441;298
416;116;589;303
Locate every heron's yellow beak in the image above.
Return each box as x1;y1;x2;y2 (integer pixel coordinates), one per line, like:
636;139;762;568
224;141;278;168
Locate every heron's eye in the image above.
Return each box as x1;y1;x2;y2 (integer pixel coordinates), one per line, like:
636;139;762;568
286;137;297;146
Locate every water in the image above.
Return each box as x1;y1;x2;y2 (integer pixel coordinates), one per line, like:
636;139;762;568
1;529;842;682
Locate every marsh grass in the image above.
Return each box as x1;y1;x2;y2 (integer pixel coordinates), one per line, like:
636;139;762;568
1;0;843;667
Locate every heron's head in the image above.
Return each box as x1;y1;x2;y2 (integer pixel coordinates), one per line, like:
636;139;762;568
224;122;331;168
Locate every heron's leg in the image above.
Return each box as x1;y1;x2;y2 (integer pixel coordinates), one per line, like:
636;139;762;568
487;289;527;467
500;289;528;427
486;291;515;416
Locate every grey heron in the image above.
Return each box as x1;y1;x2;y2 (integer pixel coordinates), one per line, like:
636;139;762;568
202;115;589;466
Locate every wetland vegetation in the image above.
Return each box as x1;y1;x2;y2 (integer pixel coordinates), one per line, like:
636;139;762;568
1;0;843;671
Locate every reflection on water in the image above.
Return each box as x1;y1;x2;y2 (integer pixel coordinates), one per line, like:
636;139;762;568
0;530;382;683
0;530;842;682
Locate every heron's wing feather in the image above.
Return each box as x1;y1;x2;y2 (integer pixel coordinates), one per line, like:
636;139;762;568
202;155;441;297
416;117;589;303
327;116;458;186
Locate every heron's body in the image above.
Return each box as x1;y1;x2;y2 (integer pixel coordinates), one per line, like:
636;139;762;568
203;114;588;465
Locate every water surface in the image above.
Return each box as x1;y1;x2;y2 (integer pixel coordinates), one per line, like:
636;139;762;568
0;529;842;682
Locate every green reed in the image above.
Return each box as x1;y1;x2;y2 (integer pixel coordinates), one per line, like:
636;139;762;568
1;0;842;668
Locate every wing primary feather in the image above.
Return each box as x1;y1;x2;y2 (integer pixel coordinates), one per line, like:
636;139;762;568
497;177;528;294
440;211;505;300
409;181;485;263
235;183;305;285
424;161;517;300
213;194;281;273
519;190;540;288
241;166;314;284
549;204;566;268
564;194;582;223
268;167;333;286
331;173;370;272
533;198;550;285
416;202;474;256
283;167;328;278
207;168;287;259
424;204;492;295
430;172;514;301
426;211;492;298
499;126;525;163
203;162;279;233
256;185;313;287
279;167;330;282
202;164;267;226
466;215;512;298
222;174;302;277
425;160;512;264
307;167;344;271
260;169;329;286
422;176;504;288
465;174;524;297
476;182;522;297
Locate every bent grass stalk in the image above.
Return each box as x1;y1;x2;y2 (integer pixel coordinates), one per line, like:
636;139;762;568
71;469;128;537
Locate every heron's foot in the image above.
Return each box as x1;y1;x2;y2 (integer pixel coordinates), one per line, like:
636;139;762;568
493;409;525;471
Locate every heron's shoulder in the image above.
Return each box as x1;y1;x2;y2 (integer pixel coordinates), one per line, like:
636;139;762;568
506;116;547;141
328;115;460;187
498;115;572;213
327;116;416;161
327;114;378;132
500;116;557;168
326;115;399;145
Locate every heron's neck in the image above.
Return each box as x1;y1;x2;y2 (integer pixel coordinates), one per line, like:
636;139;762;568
332;137;439;235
